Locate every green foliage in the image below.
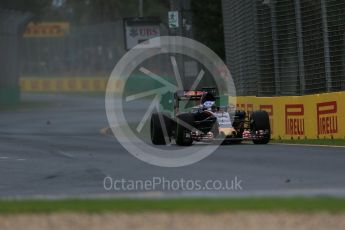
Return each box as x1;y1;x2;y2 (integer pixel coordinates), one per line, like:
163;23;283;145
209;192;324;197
191;0;225;60
66;0;169;24
0;0;49;20
0;0;169;24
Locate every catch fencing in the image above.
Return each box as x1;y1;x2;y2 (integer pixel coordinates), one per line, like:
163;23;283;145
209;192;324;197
223;0;345;96
21;21;126;78
0;9;31;105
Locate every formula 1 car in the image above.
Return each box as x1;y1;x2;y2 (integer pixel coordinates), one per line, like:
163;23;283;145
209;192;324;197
150;88;271;146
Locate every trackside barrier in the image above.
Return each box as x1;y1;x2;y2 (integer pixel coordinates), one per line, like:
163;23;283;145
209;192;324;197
20;78;122;92
21;77;344;139
20;75;170;93
232;92;345;140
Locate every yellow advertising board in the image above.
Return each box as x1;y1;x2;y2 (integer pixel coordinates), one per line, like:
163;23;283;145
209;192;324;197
235;92;345;140
23;22;70;38
20;78;123;93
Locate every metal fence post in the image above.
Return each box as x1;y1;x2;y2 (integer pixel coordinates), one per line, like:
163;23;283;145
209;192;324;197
268;0;281;95
294;0;305;95
320;0;332;92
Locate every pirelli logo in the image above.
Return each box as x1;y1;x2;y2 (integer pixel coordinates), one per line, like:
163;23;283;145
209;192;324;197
285;104;304;136
317;101;338;135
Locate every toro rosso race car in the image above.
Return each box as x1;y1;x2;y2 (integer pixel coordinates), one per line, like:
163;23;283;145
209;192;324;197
150;88;271;146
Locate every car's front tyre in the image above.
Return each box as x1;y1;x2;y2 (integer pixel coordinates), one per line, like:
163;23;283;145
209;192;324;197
250;110;271;144
175;113;194;146
150;113;171;145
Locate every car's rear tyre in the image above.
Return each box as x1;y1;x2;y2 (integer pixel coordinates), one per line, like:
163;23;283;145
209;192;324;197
250;110;270;145
150;113;171;145
253;137;270;145
175;113;194;146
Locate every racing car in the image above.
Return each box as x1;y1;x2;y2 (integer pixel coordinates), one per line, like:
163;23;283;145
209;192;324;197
150;88;271;146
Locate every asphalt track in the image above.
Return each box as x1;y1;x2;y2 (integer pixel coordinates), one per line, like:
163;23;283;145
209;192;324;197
0;93;345;198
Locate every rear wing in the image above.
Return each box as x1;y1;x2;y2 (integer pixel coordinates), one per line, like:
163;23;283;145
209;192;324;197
173;88;221;112
174;90;207;101
174;87;219;101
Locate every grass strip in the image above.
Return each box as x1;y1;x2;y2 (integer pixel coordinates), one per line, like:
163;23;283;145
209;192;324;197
0;101;52;112
271;139;345;146
1;197;345;214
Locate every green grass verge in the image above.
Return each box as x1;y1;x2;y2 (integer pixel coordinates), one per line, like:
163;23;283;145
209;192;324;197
0;92;107;111
271;139;345;146
1;197;345;214
0;100;52;112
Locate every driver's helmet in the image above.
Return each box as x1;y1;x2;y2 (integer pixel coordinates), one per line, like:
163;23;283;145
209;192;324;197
203;101;215;110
